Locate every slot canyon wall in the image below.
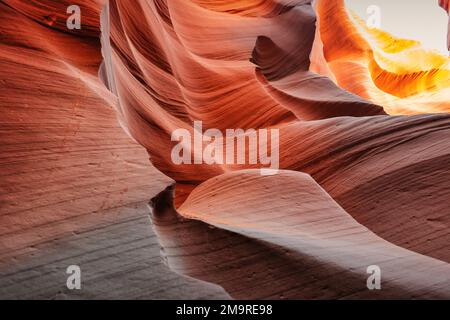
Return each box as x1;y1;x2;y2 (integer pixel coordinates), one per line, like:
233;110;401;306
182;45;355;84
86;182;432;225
1;0;449;299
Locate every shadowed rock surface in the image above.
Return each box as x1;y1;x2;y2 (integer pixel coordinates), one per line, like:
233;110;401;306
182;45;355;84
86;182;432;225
1;0;449;300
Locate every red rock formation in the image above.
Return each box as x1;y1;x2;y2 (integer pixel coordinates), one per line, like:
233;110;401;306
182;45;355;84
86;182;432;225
316;0;450;114
0;0;229;299
151;171;450;299
440;0;450;51
1;0;450;299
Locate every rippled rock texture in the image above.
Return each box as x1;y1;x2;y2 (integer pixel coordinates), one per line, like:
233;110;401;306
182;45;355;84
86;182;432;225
1;0;450;299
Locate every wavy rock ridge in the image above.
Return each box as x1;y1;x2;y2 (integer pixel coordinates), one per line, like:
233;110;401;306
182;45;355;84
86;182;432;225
1;0;450;299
